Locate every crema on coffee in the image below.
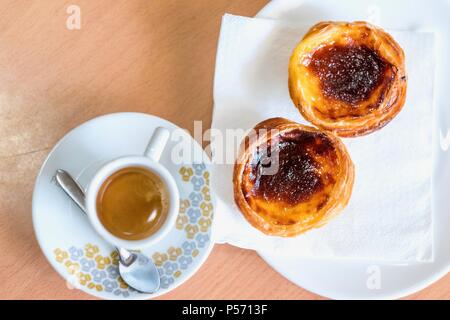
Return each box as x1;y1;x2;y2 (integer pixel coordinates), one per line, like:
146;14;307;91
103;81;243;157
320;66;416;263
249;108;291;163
96;167;169;240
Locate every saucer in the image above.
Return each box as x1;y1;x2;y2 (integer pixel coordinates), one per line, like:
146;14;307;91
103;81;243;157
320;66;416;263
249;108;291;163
32;112;215;299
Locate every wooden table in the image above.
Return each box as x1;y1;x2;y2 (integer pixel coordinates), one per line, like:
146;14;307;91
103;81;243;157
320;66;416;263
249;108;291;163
0;0;447;300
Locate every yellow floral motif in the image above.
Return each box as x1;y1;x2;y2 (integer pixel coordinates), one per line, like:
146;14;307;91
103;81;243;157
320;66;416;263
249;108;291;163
168;247;182;261
54;248;68;263
78;272;92;285
117;277;129;289
174;271;182;278
203;171;210;185
95;255;111;270
64;260;80;275
185;224;199;239
198;217;212;232
192;249;199;257
201;186;211;201
152;252;168;267
180;199;190;213
87;282;104;292
200;202;213;217
84;244;99;258
179;167;194;182
176;213;188;230
110;251;119;266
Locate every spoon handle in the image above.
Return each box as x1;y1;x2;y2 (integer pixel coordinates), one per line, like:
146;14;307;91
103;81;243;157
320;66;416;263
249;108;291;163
55;169;88;213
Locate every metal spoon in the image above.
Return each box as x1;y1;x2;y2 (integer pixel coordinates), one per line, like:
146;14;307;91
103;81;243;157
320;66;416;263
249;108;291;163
55;169;161;294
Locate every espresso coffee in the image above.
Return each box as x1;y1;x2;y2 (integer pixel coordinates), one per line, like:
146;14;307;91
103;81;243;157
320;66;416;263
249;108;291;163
96;167;169;240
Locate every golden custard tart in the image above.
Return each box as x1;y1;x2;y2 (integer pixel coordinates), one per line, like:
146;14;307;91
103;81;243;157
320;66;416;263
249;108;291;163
233;118;354;237
289;21;407;137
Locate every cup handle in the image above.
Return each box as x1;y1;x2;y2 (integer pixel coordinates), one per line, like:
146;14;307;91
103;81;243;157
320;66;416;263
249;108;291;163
144;127;170;162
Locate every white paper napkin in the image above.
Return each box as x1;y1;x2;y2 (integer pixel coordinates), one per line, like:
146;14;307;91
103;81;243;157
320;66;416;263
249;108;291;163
211;14;435;262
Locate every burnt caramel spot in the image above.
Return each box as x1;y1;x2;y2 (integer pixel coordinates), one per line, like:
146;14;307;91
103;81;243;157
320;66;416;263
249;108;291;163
247;130;336;205
309;44;390;105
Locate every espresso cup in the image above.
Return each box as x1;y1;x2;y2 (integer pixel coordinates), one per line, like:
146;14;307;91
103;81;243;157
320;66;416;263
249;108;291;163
85;127;179;250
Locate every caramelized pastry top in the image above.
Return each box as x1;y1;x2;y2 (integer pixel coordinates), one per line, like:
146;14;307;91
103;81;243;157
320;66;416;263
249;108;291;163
234;118;354;236
309;44;391;105
242;129;337;207
289;21;407;137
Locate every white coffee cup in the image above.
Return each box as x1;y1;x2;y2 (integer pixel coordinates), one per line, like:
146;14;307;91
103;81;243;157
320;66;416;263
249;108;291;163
85;127;179;250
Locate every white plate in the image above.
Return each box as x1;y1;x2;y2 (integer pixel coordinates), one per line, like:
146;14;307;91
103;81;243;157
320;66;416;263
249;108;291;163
32;113;215;299
256;0;450;299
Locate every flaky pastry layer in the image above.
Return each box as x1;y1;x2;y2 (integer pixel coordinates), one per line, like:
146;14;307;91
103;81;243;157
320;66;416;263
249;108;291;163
233;118;354;237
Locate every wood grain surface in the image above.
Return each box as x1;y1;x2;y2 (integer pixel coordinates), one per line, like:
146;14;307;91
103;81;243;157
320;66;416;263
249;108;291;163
0;0;447;300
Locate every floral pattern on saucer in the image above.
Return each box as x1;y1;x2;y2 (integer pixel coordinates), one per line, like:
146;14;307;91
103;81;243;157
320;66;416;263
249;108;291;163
54;245;135;297
53;164;213;298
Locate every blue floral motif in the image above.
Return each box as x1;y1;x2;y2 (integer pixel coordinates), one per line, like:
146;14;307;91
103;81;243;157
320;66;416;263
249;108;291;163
160;276;174;289
114;289;130;298
187;207;201;223
191;176;204;191
106;265;119;279
195;233;210;248
163;261;178;276
193;163;206;175
189;192;203;207
138;255;150;266
103;279;118;292
92;269;107;283
182;241;197;256
128;286;138;293
178;255;193;270
68;246;83;261
80;258;95;272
